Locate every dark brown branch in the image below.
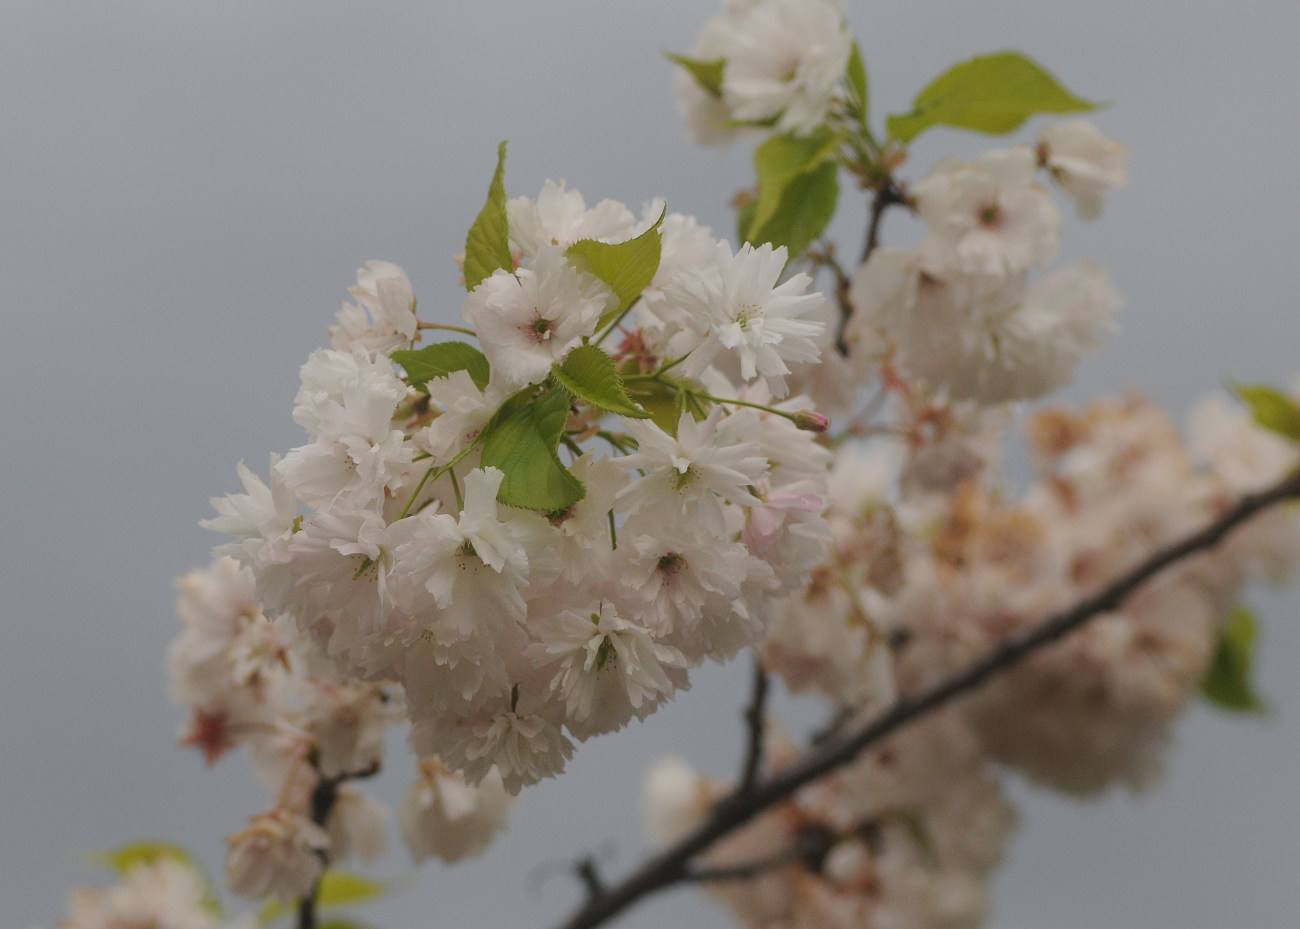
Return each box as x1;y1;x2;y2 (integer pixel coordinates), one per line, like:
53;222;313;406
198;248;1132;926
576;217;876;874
683;823;836;884
547;467;1300;929
576;855;607;899
296;776;337;929
297;761;381;929
860;181;906;267
737;656;770;794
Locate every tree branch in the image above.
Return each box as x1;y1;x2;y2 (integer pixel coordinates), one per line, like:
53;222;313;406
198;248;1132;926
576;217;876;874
546;467;1300;929
860;181;906;267
737;656;769;795
297;761;380;929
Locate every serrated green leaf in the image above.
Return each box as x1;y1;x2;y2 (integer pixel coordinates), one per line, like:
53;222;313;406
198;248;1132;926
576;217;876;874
744;159;839;260
552;345;650;419
1234;383;1300;442
257;871;388;926
567;209;665;330
746;128;842;240
665;52;725;98
464;141;513;292
392;341;490;392
479;386;585;512
845;41;869;124
886;51;1096;144
1201;606;1266;714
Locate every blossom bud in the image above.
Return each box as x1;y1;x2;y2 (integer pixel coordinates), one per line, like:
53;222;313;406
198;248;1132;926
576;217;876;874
792;410;830;433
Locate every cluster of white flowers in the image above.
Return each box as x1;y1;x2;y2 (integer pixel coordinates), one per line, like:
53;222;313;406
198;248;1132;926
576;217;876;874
648;386;1300;927
674;0;853;145
846;134;1125;406
647;712;1016;929
45;857;254;929
643;9;1300;928
175;170;835;900
169;554;509;902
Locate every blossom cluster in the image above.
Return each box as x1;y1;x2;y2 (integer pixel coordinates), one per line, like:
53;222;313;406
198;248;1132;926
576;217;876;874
66;3;1298;926
44;856;254;929
653;386;1300;929
173;167;834;900
674;0;854;144
844;126;1126;406
634;6;1300;929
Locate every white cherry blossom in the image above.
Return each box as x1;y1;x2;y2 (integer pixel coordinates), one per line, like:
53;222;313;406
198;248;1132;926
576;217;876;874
670;241;825;397
464;245;615;394
1039;120;1128;219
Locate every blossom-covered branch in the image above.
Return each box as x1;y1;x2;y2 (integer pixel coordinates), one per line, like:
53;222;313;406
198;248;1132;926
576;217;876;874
548;465;1300;929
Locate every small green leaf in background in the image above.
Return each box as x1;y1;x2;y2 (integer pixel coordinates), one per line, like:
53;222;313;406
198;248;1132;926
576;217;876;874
463;141;514;292
746;128;842;240
92;840;201;875
552;345;651;419
479;385;585;512
1201;605;1266;714
845;41;869;124
745;159;839;261
1234;383;1300;442
665;53;726;98
885;51;1096;144
392;341;491;392
567;207;665;328
257;871;389;926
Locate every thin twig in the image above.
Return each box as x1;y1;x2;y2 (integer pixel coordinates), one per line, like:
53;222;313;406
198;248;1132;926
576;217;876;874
546;468;1300;929
576;856;607;899
737;656;770;795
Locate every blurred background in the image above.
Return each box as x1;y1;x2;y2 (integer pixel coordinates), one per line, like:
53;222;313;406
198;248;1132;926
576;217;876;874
3;1;1298;926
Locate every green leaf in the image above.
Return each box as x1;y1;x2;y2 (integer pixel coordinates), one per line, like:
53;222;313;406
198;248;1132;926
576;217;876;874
257;871;388;926
463;141;514;292
567;208;665;329
392;341;490;392
1234;383;1300;442
552;345;650;419
885;51;1096;144
665;52;725;98
623;373;685;435
845;41;869;124
746;128;842;240
734;195;757;249
744;159;839;260
480;385;585;512
1201;606;1267;714
92;840;201;875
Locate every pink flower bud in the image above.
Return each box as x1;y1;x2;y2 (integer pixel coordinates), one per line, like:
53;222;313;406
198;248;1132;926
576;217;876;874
792;410;830;433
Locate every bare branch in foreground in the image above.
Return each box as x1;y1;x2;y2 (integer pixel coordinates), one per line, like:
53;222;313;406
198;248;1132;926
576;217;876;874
547;467;1300;929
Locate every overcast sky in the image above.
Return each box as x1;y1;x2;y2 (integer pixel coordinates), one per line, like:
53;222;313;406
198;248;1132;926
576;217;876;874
3;2;1299;928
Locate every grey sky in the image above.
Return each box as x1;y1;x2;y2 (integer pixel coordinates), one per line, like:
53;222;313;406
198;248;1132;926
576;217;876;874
3;1;1298;927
